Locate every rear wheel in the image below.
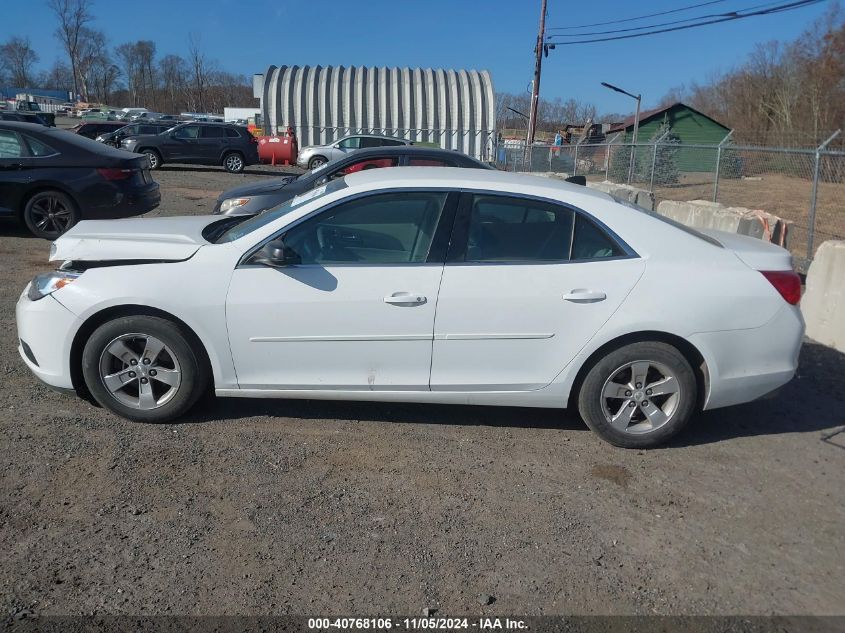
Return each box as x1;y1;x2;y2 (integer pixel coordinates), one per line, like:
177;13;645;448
223;151;245;173
81;316;209;423
23;190;79;239
142;149;162;170
577;342;697;448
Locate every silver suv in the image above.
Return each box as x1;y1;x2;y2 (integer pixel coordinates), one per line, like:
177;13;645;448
296;134;411;169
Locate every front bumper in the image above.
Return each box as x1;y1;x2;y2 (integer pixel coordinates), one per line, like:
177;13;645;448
16;290;81;391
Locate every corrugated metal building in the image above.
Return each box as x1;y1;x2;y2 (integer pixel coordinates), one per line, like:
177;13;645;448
253;65;497;160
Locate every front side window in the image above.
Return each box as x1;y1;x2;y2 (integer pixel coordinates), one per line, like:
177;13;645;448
284;191;448;265
408;157;454;167
173;125;200;139
334;156;399;177
0;130;24;158
337;136;360;149
466;195;573;262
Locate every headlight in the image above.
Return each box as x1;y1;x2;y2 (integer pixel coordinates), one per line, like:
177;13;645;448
27;270;81;301
219;197;251;213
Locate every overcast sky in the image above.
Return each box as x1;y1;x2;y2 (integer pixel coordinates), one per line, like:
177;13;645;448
0;0;833;114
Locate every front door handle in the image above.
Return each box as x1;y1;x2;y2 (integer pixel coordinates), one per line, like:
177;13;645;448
384;292;427;306
563;289;607;303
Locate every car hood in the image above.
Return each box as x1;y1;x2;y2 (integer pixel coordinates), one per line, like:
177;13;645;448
218;176;298;201
50;215;222;262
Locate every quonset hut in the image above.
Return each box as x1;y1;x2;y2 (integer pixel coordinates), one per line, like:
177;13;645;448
253;65;497;160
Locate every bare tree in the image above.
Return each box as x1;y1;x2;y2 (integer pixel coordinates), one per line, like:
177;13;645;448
41;59;75;91
0;37;40;87
159;54;187;113
47;0;93;99
187;34;214;112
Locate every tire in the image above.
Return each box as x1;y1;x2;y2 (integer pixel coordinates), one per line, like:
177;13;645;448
23;190;79;239
81;315;209;423
222;151;245;173
577;342;697;448
142;149;162;170
308;156;328;169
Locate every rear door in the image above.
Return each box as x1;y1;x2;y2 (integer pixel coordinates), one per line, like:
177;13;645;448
429;192;645;391
199;125;227;163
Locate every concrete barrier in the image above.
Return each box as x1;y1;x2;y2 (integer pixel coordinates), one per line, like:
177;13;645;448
801;240;845;353
587;181;655;211
655;199;789;247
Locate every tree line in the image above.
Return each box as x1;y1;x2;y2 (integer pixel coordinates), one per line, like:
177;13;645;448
0;0;255;114
660;4;845;146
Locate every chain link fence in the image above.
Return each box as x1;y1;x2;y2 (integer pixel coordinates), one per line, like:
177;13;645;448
495;133;844;269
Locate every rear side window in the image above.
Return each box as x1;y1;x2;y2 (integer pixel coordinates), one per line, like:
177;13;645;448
467;195;573;262
462;194;628;263
225;127;241;138
571;214;624;260
380;138;405;146
23;135;57;157
202;126;226;138
0;130;24;158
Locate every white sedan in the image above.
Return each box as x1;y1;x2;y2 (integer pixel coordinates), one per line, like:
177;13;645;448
16;168;804;448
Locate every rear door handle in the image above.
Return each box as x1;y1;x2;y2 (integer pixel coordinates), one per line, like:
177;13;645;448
384;292;427;306
563;289;607;303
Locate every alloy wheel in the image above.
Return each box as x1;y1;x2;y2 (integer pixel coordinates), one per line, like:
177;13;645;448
28;196;74;238
98;333;182;410
145;151;159;169
600;360;681;435
224;154;244;172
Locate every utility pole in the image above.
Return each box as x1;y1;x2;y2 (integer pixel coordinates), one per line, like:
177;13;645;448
527;0;547;148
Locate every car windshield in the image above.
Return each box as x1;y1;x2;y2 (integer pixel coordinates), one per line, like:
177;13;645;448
214;178;349;243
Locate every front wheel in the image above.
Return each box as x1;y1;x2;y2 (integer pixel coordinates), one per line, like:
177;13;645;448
81;316;209;423
577;342;697;448
307;156;327;169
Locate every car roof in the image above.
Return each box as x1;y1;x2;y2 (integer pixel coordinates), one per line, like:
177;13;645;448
340;146;485;160
342;134;409;141
343;166;611;203
0;121;56;131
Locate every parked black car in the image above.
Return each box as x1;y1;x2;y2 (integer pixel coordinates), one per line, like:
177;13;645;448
213;146;494;216
0;112;51;126
0;122;160;239
69;121;126;140
96;121;175;147
121;122;259;173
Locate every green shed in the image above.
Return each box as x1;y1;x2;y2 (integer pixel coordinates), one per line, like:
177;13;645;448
609;102;731;172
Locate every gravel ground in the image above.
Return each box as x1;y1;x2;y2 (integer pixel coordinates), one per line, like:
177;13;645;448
1;160;844;618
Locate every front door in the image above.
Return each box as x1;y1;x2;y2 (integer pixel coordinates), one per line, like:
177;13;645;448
430;193;645;391
162;124;201;161
0;129;32;218
226;190;457;390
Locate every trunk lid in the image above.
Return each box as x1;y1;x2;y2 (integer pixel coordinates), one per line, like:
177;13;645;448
699;229;793;271
50;215;221;262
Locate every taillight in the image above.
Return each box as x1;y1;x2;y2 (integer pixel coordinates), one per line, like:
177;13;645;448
760;270;801;305
97;167;134;180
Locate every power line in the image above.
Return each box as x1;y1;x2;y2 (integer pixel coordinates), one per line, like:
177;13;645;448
546;0;728;31
545;0;825;45
547;0;795;38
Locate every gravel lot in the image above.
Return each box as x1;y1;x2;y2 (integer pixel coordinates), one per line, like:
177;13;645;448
1;160;844;619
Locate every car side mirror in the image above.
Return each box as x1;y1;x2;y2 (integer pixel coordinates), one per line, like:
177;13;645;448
251;238;301;268
332;143;340;149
